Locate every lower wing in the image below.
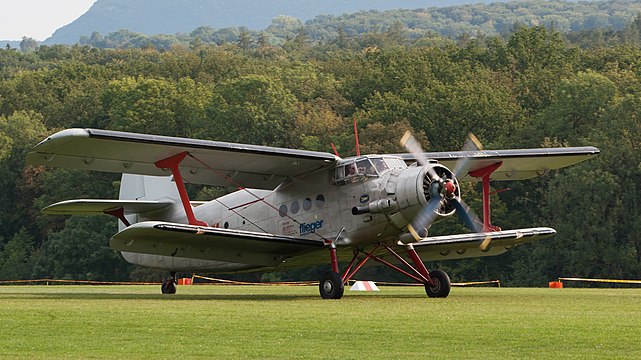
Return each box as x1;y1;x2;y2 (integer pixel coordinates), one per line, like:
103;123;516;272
411;227;555;261
109;221;326;267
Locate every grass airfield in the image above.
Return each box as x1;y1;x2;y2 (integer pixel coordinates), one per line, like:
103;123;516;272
1;285;640;359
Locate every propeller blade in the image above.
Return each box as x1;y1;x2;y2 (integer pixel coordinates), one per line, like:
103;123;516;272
479;235;494;251
400;131;439;181
452;132;483;178
407;196;442;241
451;197;482;233
451;197;494;250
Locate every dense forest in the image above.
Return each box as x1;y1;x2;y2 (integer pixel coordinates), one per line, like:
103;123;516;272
1;17;640;285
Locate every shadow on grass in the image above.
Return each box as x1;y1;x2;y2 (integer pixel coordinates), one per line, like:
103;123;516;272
0;292;324;301
0;291;431;301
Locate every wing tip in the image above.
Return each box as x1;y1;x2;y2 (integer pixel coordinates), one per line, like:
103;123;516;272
39;128;91;146
28;128;91;163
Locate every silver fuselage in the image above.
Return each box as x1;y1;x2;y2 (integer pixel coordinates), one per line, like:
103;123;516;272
121;155;437;272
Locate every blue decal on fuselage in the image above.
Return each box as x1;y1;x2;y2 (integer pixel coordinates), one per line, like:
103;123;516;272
300;220;324;235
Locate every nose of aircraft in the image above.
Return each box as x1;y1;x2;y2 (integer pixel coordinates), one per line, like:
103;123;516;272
400;131;483;241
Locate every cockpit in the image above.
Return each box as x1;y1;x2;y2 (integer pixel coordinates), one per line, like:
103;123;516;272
333;156;404;185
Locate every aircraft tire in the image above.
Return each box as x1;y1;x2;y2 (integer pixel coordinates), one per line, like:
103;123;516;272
319;271;344;299
425;269;451;298
161;279;177;294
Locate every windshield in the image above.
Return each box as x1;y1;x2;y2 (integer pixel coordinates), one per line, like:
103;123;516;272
334;157;379;185
370;157;389;173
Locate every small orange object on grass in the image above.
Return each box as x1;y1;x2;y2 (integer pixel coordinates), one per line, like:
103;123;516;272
548;281;563;288
177;278;193;285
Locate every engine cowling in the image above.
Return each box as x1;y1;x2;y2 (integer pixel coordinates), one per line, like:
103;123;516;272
390;164;460;230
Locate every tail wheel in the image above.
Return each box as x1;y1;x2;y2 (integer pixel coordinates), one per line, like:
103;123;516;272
425;269;451;298
319;272;344;299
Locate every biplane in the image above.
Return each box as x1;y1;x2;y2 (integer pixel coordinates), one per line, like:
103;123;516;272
27;128;599;298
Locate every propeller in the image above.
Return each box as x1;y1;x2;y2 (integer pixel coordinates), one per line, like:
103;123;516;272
400;131;440;181
451;133;496;250
401;131;489;248
452;132;483;178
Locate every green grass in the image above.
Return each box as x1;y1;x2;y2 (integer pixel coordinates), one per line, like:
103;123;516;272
0;285;640;359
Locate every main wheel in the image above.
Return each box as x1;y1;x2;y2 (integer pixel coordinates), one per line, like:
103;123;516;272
161;278;177;294
319;272;344;299
425;269;451;298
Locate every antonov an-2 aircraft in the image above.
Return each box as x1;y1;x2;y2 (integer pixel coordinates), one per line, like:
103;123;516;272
27;128;599;299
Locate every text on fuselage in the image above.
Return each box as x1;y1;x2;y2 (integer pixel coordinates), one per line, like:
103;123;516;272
300;220;324;235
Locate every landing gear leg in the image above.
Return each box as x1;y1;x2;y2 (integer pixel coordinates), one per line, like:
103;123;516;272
406;244;451;298
319;242;453;299
319;242;344;299
161;272;177;295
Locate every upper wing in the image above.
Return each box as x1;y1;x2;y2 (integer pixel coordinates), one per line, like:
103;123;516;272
394;147;600;181
411;227;556;261
27;128;340;189
110;221;326;267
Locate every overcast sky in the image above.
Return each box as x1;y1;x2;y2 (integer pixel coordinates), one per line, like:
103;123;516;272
1;0;96;41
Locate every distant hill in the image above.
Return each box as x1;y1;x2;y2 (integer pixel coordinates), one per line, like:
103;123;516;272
44;0;505;44
0;40;22;50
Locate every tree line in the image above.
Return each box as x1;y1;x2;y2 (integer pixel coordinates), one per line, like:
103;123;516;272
0;23;639;285
64;0;641;51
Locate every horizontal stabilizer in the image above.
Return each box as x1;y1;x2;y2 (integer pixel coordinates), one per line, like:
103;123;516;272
412;227;555;261
42;199;174;215
110;221;326;267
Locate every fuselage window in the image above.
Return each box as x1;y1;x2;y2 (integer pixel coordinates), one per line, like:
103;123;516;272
291;200;300;214
278;204;287;217
315;194;325;207
303;197;312;211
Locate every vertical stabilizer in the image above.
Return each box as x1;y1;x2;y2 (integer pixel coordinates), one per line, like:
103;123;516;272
118;174;180;229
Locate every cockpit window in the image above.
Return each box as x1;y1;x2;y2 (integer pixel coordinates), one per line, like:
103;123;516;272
381;157;407;170
345;163;357;176
371;158;389;173
356;159;377;176
334;158;380;185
